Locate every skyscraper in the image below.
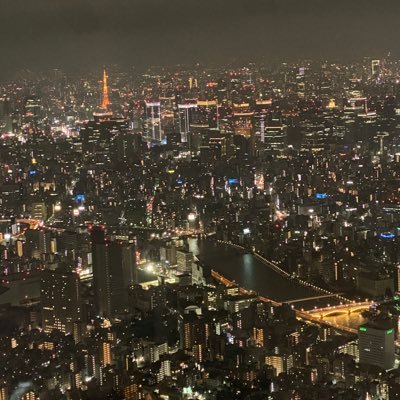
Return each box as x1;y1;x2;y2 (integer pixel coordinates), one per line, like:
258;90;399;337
176;249;194;274
23;97;42;126
371;59;381;77
91;226;137;318
144;101;163;143
265;114;287;152
358;323;395;370
178;103;197;143
109;241;137;314
0;96;12;133
91;226;111;318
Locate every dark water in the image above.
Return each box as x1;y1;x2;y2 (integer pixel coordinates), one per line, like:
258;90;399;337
189;238;337;309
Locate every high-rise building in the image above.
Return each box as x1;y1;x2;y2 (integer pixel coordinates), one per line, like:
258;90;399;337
265;115;287;152
160;95;175;135
109;241;137;314
30;202;47;221
91;226;111;317
91;226;137;318
371;59;381;77
101;341;112;366
195;100;219;129
265;354;294;376
253;99;272;143
358;323;395;370
21;390;39;400
179;309;210;360
23;97;42;126
176;249;194;274
123;382;143;400
82;116;129;153
232;102;253;137
144;101;163;143
209;136;228;159
178;103;197;143
0;96;12;133
0;384;8;400
24;229;52;258
41;266;82;335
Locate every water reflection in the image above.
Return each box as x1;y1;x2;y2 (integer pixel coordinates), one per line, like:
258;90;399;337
189;238;320;303
322;312;367;330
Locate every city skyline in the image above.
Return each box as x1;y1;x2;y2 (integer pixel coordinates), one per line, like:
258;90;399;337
2;1;400;398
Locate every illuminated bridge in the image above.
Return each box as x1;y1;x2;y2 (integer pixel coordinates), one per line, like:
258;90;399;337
306;302;372;319
211;270;370;335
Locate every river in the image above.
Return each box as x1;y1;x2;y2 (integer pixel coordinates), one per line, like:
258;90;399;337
189;238;368;330
189;238;322;305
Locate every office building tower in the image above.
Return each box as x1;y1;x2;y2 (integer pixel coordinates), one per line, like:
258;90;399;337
30;202;47;221
195;100;219;130
24;229;52;258
41;265;82;335
144;101;163;143
254;99;272;143
358;324;395;370
91;226;137;318
160;95;175;135
109;241;137;313
300;122;328;152
23;97;42;126
0;96;12;133
81;115;129;153
112;131;142;163
296;68;306;98
176;249;194;274
91;226;111;317
371;59;381;77
264;125;287;151
209;135;230;159
178;103;197;143
232;102;253;137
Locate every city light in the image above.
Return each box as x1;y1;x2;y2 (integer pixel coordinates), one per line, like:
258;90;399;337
0;24;398;395
188;213;196;222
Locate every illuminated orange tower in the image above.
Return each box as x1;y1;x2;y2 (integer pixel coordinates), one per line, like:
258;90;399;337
101;68;110;110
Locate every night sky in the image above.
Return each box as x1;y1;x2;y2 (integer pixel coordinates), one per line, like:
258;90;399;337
0;0;399;73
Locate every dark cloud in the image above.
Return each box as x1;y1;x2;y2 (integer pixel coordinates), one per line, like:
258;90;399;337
0;0;399;73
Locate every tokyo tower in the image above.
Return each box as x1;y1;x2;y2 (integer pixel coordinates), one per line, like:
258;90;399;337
101;68;110;110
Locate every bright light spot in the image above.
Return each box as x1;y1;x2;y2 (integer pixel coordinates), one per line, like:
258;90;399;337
146;263;155;273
